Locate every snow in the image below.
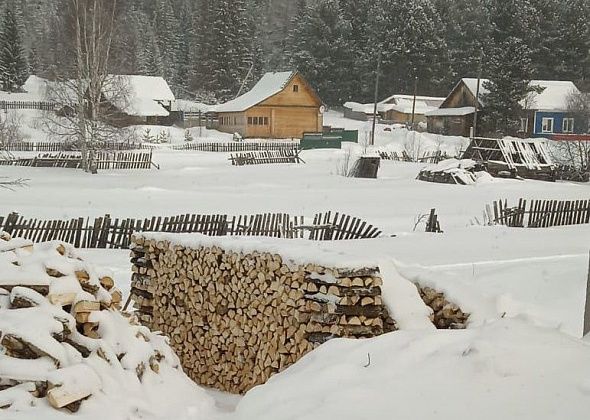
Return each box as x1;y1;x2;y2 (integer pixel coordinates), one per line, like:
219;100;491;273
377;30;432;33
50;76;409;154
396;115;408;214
425;106;476;117
0;75;49;101
233;319;590;420
138;232;380;269
214;71;295;113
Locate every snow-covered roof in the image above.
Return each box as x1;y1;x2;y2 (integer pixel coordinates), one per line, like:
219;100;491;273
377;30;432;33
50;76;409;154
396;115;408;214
525;80;580;111
380;94;445;107
106;75;175;117
214;71;295;113
345;94;443;116
425;106;476;117
459;78;579;111
176;99;215;113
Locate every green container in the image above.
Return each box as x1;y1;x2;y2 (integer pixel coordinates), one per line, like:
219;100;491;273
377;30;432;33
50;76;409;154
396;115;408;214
341;130;359;143
301;133;343;150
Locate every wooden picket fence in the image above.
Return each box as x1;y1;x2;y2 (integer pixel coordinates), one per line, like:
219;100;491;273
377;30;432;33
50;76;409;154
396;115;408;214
0;100;56;111
379;150;450;164
0;211;383;249
0;150;157;170
230;149;303;166
487;198;590;228
173;141;300;153
0;141;145;152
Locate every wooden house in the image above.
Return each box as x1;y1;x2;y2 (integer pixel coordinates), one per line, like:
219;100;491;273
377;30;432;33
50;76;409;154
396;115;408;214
426;78;582;138
102;75;176;126
214;71;323;139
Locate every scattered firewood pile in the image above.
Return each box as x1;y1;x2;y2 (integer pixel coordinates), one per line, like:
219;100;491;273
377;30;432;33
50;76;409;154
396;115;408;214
130;234;397;394
417;159;484;185
0;232;180;413
416;285;470;329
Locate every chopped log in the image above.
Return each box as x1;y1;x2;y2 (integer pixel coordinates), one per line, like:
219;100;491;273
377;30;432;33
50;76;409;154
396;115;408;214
73;300;100;314
99;276;114;291
47;387;91;411
48;293;77;307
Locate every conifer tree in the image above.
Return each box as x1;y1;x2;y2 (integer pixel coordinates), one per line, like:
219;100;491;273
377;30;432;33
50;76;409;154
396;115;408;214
0;5;28;92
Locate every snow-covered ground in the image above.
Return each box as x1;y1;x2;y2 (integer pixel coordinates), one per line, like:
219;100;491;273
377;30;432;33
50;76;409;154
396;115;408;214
1;110;590;419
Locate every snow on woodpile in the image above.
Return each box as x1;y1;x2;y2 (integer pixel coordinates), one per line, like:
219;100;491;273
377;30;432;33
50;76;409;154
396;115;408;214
0;232;215;419
417;159;492;185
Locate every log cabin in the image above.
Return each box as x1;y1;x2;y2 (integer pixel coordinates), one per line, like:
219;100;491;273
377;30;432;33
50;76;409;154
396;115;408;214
214;71;323;139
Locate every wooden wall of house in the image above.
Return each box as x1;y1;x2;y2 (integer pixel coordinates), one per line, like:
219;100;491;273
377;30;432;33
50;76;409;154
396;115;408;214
427;115;473;137
384;110;427;125
270;107;321;139
441;81;478;109
217;112;247;137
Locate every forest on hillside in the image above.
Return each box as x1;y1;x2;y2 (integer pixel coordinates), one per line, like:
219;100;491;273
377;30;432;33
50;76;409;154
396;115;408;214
0;0;589;107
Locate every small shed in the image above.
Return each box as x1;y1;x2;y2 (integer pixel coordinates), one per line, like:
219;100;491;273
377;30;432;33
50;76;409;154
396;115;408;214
214;71;323;139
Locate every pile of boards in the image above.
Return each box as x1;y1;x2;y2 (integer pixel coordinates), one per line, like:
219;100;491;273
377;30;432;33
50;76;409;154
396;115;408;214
0;232;179;413
130;234;397;394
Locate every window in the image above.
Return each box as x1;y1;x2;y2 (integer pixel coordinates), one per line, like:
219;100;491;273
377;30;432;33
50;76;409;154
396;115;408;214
541;117;554;133
519;118;528;133
563;118;574;133
247;117;253;125
263;117;269;126
293;85;299;93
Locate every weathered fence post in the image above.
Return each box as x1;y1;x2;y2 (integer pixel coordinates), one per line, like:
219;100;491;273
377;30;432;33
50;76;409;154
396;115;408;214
584;251;590;337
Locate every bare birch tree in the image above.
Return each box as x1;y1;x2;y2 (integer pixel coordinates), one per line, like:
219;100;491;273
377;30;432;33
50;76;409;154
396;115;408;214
43;0;134;171
550;91;590;181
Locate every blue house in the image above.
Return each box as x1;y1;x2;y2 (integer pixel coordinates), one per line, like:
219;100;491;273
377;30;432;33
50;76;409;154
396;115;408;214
522;80;582;139
426;78;584;139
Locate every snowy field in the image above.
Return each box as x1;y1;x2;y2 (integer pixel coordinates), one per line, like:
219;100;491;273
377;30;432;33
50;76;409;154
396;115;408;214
1;111;590;419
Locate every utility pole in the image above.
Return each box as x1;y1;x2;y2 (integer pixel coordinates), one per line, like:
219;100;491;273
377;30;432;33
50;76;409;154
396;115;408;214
411;74;418;130
473;50;484;139
371;50;381;147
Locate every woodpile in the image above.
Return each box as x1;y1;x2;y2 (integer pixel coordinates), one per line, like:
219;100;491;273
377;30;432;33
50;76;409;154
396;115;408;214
417;285;470;329
0;233;179;413
130;234;397;394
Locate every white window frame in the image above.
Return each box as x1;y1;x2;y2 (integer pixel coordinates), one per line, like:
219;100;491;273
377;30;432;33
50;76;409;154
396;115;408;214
562;118;574;133
519;118;528;133
541;117;554;133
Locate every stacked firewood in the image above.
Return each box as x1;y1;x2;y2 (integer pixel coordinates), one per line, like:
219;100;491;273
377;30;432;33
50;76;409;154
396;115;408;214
130;234;396;394
417;285;470;329
0;233;178;413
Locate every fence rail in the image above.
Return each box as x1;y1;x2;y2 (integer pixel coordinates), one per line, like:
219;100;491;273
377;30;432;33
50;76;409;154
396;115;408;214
173;141;300;153
0;211;382;249
488;198;590;228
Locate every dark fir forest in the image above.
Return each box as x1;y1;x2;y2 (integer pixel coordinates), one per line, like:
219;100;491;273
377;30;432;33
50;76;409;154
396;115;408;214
0;0;589;106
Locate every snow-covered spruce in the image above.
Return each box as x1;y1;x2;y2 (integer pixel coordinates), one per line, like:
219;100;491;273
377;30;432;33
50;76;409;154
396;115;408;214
0;233;205;416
